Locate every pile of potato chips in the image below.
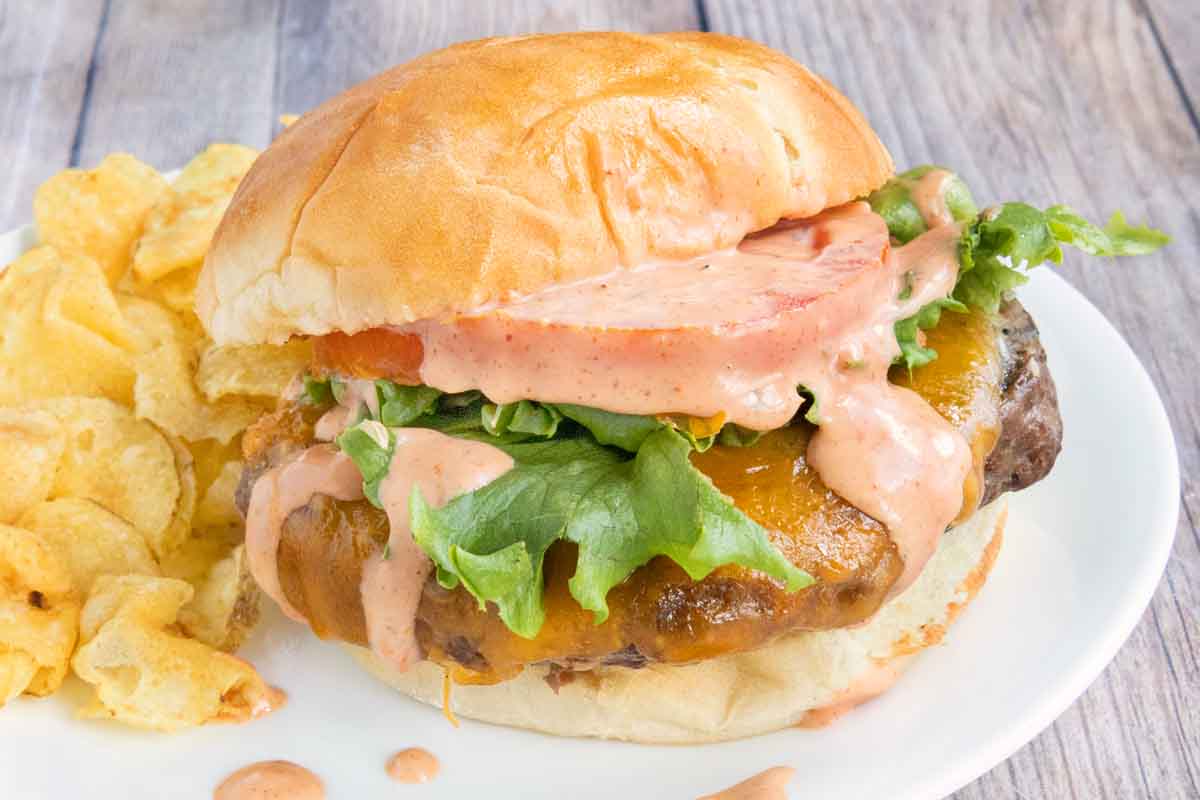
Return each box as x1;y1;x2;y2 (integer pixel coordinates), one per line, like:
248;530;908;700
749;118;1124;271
0;145;310;731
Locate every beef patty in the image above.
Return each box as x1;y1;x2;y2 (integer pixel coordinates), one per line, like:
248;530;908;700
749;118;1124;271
237;299;1061;683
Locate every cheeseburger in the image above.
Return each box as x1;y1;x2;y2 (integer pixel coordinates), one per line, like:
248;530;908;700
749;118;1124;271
198;32;1166;742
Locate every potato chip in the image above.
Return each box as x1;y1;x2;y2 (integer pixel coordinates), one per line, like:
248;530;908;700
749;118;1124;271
160;473;260;652
131;205;224;283
0;247;139;406
149;263;202;314
0;524;79;703
188;437;243;499
18;499;159;597
175;545;260;652
196;339;311;402
171;143;259;199
131;144;258;283
158;525;239;585
0;409;65;524
33;154;168;285
161;433;198;563
36;397;184;559
72;575;280;731
120;295;267;444
118;292;180;344
195;459;243;529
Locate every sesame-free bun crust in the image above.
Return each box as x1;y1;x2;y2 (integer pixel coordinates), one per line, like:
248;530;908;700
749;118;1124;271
353;499;1006;743
198;32;893;345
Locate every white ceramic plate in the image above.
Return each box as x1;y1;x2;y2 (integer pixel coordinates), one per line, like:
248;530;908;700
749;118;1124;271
0;220;1178;800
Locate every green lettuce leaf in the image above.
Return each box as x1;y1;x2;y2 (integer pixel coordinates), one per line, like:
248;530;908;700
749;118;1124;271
300;375;334;406
554;403;663;451
335;420;394;507
797;385;821;425
894;296;969;371
410;427;813;637
329;377;349;405
869;168;1169;362
378;382;442;427
374;387;751;453
481;400;564;438
954;202;1060;313
717;424;764;448
1045;206;1171;257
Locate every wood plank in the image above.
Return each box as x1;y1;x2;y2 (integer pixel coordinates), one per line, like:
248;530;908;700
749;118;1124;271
704;1;1199;798
0;0;103;229
1143;0;1200;129
275;0;699;125
69;0;282;172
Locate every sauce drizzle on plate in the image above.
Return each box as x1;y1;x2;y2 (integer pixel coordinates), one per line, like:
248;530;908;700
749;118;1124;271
214;760;324;800
386;747;441;784
698;766;796;800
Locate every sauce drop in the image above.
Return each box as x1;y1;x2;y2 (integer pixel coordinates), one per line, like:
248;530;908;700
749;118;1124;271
214;760;324;800
386;747;441;784
698;766;796;800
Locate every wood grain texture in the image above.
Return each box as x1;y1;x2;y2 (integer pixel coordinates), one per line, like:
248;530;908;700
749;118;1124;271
275;0;698;123
704;1;1200;798
1143;0;1200;133
0;1;1196;798
0;0;102;227
69;0;282;173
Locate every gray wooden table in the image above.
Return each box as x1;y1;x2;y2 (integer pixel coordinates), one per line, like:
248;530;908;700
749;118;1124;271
2;1;1196;798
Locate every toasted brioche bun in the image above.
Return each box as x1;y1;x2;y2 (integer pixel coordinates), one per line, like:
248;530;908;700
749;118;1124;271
352;499;1006;743
198;32;893;345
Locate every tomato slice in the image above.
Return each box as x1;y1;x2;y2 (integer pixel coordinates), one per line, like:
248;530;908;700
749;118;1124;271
312;328;424;383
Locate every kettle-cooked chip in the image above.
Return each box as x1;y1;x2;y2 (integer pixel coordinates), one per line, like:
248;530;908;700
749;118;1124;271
120;296;266;444
158;524;240;587
188;437;243;498
195;459;243;529
158;516;254;652
0;247;139;406
72;575;280;731
132;203;223;284
19;499;160;597
33;154;168;285
36;397;183;559
0;524;79;704
161;433;198;562
131;144;258;283
176;545;260;652
149;263;203;314
171;143;259;199
0;409;65;524
196;339;312;402
119;292;181;344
